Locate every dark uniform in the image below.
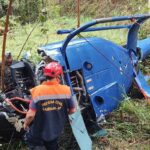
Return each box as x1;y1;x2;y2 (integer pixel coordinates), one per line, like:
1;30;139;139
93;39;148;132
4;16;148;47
25;79;75;150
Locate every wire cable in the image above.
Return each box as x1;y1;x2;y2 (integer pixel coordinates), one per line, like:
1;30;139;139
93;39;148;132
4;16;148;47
4;97;30;115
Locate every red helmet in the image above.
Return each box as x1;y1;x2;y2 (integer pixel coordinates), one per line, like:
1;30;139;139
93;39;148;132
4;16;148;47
43;62;63;77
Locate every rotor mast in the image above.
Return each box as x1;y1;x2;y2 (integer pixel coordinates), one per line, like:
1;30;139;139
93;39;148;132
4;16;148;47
77;0;81;28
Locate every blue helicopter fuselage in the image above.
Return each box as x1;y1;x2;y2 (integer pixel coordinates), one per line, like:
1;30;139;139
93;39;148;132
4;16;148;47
39;37;134;117
37;15;150;150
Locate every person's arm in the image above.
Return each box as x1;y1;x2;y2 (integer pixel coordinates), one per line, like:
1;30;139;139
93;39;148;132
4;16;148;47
23;101;37;130
68;96;77;114
68;107;76;114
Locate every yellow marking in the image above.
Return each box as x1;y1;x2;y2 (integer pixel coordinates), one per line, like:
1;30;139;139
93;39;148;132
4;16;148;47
42;100;63;111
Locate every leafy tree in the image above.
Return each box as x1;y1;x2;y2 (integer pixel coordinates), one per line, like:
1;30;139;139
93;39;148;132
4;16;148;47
0;0;9;17
12;0;41;23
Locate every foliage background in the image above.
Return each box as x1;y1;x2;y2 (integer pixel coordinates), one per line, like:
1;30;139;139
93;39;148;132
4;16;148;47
0;0;149;22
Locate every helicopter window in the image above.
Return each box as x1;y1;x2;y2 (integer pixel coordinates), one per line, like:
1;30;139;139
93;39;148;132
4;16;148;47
83;61;93;70
119;61;122;64
95;96;104;105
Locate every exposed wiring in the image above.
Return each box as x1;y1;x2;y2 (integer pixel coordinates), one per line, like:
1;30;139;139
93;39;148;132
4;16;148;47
8;97;30;103
4;97;30;115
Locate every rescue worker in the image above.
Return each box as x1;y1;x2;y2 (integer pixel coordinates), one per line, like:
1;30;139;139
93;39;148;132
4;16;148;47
0;52;14;90
5;52;13;66
23;62;77;150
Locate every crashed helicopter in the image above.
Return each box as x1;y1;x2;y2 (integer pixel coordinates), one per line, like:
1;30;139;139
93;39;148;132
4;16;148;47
1;14;150;149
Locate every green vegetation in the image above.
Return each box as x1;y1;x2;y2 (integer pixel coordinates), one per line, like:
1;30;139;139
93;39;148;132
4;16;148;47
0;16;130;60
0;0;150;149
93;98;150;150
0;141;27;150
